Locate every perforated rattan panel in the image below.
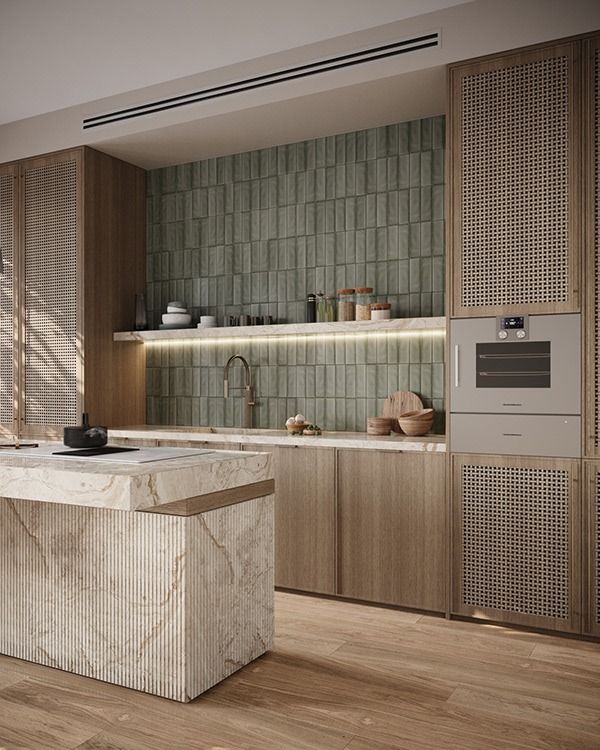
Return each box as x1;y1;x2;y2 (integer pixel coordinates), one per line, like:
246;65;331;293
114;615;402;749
461;462;570;620
0;171;14;425
594;469;600;630
593;47;600;451
24;158;78;426
459;51;572;311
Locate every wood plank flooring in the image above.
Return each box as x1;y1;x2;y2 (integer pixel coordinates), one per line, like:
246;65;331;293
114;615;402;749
0;592;599;749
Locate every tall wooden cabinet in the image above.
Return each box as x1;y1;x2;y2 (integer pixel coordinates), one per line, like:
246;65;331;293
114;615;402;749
448;40;581;317
0;147;146;438
451;454;581;634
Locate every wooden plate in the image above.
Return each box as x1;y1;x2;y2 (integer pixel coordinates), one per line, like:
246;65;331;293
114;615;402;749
382;391;423;433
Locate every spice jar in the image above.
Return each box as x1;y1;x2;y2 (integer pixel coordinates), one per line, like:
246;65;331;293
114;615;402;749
316;292;326;322
337;288;355;321
324;294;336;321
370;302;391;320
355;287;374;321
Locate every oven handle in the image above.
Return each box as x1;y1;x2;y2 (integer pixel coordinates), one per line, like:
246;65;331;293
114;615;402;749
454;344;459;388
479;370;550;377
478;352;549;360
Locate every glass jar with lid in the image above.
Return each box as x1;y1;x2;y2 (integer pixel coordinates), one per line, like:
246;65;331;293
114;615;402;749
337;288;355;321
370;302;391;320
355;287;374;321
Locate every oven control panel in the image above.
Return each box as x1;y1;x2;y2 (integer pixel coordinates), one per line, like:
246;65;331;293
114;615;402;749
496;315;529;341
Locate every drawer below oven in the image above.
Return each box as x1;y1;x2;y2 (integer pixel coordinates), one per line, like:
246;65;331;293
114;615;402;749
450;413;581;458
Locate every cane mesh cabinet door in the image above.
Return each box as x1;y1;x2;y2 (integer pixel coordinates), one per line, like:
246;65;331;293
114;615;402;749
0;164;17;436
449;42;580;317
21;151;81;436
586;36;600;457
585;462;600;636
452;455;581;633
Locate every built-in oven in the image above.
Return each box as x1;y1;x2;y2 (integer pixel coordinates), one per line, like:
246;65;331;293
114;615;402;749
450;313;580;457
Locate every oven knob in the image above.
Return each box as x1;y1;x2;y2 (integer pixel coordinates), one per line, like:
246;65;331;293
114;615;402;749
498;330;508;339
516;330;526;339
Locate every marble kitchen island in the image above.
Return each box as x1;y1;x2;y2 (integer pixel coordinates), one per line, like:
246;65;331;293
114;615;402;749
0;445;274;702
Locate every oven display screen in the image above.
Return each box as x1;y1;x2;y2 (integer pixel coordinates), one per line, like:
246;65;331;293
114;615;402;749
501;316;525;330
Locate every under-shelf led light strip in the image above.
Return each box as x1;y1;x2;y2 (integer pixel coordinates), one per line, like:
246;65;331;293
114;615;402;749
144;329;446;348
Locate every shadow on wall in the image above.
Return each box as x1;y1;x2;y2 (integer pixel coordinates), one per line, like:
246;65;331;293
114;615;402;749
145;117;445;433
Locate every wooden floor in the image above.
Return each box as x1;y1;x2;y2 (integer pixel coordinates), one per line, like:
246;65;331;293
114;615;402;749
0;592;599;750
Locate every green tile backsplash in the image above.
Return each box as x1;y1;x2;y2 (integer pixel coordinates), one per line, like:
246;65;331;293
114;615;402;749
146;117;445;432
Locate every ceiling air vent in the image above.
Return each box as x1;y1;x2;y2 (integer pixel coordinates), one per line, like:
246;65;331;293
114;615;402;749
82;31;439;130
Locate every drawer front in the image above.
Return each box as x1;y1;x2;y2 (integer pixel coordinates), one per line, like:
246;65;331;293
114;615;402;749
450;413;581;458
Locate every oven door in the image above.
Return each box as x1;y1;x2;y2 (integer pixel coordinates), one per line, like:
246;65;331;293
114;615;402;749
450;314;580;415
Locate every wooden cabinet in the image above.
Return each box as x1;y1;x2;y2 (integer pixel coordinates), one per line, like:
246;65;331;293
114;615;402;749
451;454;581;633
247;443;337;595
337;449;446;612
448;40;581;317
584;461;600;637
158;438;241;450
0;147;145;438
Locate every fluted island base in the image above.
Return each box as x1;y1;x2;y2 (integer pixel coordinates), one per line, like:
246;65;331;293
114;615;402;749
0;494;274;702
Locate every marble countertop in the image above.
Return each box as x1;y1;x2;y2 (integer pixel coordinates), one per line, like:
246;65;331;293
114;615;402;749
0;444;272;511
110;425;446;453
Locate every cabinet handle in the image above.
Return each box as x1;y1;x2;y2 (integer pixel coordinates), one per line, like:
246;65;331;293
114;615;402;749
454;344;460;388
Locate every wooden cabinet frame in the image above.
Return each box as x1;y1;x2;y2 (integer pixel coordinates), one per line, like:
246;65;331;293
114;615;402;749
451;454;581;633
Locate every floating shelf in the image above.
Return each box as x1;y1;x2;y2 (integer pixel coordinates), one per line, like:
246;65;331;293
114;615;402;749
113;317;446;342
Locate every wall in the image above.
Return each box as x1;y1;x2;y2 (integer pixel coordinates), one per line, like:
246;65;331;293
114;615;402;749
145;117;445;432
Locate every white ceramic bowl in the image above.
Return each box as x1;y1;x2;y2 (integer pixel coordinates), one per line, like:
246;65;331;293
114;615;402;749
162;312;192;325
198;316;216;328
167;306;187;314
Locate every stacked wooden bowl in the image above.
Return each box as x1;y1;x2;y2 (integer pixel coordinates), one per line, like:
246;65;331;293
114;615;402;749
367;417;394;436
397;408;434;436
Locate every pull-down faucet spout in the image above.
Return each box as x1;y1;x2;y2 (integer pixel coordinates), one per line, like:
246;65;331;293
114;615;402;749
223;355;255;429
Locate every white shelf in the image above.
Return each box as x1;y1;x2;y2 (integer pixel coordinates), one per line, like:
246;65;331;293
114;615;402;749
113;317;446;342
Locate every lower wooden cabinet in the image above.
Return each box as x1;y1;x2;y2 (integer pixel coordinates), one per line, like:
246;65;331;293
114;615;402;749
157;439;241;451
584;462;600;636
337;450;446;612
451;454;581;634
246;444;337;595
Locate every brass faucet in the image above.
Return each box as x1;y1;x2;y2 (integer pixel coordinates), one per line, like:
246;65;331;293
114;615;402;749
223;355;255;429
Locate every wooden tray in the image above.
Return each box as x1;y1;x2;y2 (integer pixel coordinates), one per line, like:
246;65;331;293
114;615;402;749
382;391;423;433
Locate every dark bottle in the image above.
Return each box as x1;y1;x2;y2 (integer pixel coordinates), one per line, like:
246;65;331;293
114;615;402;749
134;293;147;330
307;293;317;323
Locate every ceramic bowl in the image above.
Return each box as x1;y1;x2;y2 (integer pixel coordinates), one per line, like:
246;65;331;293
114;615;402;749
162;312;192;326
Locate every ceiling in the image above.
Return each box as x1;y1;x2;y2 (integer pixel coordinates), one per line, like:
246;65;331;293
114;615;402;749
0;0;469;125
1;0;599;168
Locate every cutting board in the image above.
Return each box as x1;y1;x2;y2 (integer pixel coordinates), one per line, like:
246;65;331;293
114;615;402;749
382;391;424;433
